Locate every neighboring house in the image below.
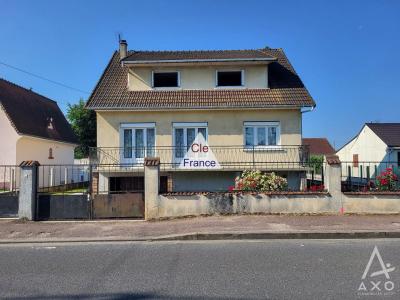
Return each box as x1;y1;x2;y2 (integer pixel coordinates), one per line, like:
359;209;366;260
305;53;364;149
0;79;78;188
86;40;316;192
302;138;335;157
302;138;335;185
337;123;400;179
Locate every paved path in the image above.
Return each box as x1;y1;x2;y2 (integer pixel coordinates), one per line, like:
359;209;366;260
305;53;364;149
1;215;400;242
0;239;399;299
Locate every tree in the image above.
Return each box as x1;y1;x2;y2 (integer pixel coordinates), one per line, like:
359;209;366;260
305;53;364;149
67;99;96;159
309;155;324;174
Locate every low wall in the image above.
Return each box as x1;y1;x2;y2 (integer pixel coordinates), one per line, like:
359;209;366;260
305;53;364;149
156;192;334;219
343;192;400;214
144;159;400;220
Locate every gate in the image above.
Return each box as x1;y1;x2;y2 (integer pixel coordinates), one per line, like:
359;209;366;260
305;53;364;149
0;165;19;217
92;193;144;218
35;164;147;219
36;164;91;220
92;173;145;218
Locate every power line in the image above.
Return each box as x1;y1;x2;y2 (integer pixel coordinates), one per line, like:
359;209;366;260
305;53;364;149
0;61;90;94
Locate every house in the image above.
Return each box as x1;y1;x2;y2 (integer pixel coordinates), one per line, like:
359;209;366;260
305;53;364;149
302;138;335;185
302;138;335;157
86;40;316;192
0;79;78;188
337;123;400;180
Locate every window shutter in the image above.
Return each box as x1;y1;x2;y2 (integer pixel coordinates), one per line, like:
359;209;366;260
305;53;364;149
353;154;359;167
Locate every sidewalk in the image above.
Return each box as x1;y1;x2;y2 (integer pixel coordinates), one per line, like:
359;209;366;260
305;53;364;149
1;215;400;243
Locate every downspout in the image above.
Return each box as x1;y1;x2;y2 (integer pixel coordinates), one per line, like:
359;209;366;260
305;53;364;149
300;105;315;140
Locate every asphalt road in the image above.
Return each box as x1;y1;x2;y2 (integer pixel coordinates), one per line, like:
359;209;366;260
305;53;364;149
0;239;399;299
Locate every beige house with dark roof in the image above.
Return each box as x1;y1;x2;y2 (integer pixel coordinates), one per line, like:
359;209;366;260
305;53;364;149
86;40;316;192
0;78;78;166
0;79;78;190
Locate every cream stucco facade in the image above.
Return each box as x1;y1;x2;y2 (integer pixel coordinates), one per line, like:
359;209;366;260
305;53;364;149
0;106;76;166
97;109;301;148
127;65;268;90
0;106;19;165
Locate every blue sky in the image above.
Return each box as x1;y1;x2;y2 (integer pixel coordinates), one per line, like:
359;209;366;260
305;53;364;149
0;0;399;148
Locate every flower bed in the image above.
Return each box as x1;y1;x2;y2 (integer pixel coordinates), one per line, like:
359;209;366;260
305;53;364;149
345;168;400;193
231;170;288;192
161;191;329;196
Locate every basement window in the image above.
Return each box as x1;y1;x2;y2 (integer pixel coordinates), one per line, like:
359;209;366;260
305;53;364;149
216;70;243;87
152;71;179;88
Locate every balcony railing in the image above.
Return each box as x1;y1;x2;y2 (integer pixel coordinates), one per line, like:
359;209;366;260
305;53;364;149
89;145;310;171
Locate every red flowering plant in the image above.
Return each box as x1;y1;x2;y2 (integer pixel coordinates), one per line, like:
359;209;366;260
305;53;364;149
376;168;398;191
307;184;325;192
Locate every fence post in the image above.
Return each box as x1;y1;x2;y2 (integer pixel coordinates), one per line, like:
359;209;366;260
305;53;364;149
144;157;160;220
18;161;40;220
324;155;343;213
10;168;15;192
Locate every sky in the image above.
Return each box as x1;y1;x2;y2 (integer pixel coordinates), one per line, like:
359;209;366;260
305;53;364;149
0;0;399;148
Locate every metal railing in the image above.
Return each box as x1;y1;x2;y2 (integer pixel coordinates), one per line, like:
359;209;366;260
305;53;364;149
341;161;400;192
89;145;310;171
37;164;91;194
0;165;20;195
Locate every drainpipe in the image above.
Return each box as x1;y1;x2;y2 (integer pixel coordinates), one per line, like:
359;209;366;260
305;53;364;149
300;105;315;141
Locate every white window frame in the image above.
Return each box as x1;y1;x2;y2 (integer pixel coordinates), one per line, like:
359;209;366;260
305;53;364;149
243;121;281;150
120;123;156;163
151;70;181;89
215;69;245;88
172;122;208;161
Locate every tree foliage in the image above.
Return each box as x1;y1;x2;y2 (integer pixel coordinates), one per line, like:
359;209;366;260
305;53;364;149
67;99;96;159
309;154;324;174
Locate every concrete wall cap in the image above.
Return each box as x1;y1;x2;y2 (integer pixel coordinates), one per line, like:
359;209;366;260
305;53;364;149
19;161;41;167
144;157;160;166
325;155;341;165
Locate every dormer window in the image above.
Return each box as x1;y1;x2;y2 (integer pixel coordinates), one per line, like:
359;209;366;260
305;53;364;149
216;70;244;87
152;71;180;88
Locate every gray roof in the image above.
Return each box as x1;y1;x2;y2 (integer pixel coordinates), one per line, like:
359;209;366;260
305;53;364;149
366;123;400;147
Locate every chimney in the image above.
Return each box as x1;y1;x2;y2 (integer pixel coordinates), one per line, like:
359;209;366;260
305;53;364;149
119;39;127;60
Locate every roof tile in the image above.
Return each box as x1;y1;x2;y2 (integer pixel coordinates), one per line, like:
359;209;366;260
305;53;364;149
0;79;78;144
86;49;315;110
302;138;335;155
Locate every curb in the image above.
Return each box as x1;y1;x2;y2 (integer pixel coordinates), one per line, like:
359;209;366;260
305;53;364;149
1;231;400;244
153;231;400;241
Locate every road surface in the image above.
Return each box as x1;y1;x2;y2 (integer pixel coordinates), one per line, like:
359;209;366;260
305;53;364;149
0;239;399;299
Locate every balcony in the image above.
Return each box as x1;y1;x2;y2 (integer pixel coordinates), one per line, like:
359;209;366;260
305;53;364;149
89;145;310;172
